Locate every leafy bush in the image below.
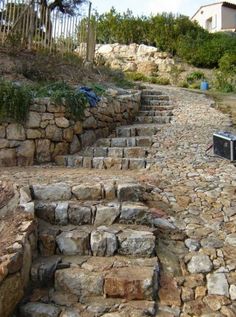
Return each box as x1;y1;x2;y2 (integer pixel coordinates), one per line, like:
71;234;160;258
125;72;148;82
153;77;170;85
186;71;205;83
0;79;32;123
214;53;236;92
35;82;88;120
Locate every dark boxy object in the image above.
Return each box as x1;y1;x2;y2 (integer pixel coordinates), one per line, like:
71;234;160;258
213;131;236;161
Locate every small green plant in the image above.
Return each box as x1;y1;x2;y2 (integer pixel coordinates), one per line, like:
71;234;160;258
186;71;205;83
125;72;149;82
0;79;32;123
35;82;88;120
178;80;189;88
153;77;170;85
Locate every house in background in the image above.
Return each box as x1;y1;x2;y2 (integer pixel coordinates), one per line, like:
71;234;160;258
191;2;236;32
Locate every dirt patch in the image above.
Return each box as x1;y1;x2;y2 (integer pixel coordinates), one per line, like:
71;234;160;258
0;181;14;209
0;212;28;257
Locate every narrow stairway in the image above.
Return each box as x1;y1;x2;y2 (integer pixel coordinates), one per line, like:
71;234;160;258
55;88;173;170
17;180;161;317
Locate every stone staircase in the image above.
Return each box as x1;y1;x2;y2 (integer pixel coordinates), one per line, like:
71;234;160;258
55;88;173;170
17;181;160;317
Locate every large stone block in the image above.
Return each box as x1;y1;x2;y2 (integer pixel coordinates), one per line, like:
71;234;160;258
91;227;117;256
108;148;124;158
55;117;70;128
32;183;72;201
120;202;149;223
26;111;41;128
56;229;91;255
80;130;96;148
68;202;93;225
20;302;61;317
0;139;9;149
72;183;102;200
70;135;81;154
0;273;24;317
46;125;63;142
55;268;104;297
35;139;51;163
7;123;25;140
0;148;16;166
117;183;144;202
104;266;157;300
94;204;120;226
117;229;156;257
17;140;35;166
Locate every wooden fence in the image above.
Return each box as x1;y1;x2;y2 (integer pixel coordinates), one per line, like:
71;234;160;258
0;0;96;60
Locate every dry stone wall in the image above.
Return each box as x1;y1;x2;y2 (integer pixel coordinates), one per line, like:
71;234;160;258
0;90;140;167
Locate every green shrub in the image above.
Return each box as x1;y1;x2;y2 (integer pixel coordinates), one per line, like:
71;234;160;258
186;71;205;83
0;79;32;123
125;72;148;82
154;77;170;85
178;80;189;88
35;82;88;120
214;53;236;93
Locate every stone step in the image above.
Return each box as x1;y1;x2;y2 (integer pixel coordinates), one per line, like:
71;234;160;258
20;298;156;317
95;136;154;147
35;200;155;227
135;116;172;124
142;99;170;106
80;146;150;159
142;105;173;111
141;95;169;102
25;255;158;315
31;181;145;202
55;156;157;170
38;222;158;257
141;89;163;96
138;110;173;117
116;124;160;137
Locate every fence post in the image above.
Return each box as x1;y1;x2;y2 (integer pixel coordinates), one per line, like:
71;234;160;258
27;0;34;50
86;1;92;62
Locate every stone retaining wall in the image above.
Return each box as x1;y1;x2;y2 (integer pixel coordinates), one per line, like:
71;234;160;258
0;186;37;317
0;90;141;167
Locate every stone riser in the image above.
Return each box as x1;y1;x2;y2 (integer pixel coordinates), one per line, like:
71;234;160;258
81;147;150;159
95;136;154;147
141;89;163;96
56;156;156;170
135;116;171;124
38;222;157;258
141;96;169;103
35;200;154;227
138;110;173;117
142;105;173;111
116;126;160;137
142;100;170;106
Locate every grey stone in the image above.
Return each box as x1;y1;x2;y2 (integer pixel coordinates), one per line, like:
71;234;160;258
17;140;35;166
80;130;96;148
129;158;146;169
7;123;25;140
120;202;148;223
201;236;224;249
72;183;102;200
108;147;124;158
0;148;16;166
111;138;127;147
70;135;81;154
225;233;236;246
229;284;236;301
93;157;105;169
46;125;62;142
93;147;108;157
20;302;61;317
91;228;117;256
55;117;70;128
94;204;120;226
55;202;69;225
152;218;176;230
35;139;51;163
35;201;57;223
118;229;156;257
26;111;41;128
55;267;104;297
207;273;229;297
56;229;90;255
68;202;93;225
117;183;143;202
187;254;213;274
185;239;200;251
32;183;72;201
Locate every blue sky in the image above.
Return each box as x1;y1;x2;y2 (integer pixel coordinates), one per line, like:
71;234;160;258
92;0;236;17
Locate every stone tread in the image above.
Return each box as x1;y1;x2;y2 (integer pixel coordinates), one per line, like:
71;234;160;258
135;116;172;124
94;136;154;147
35;199;156;227
55;155;157;169
138;110;173;116
80;146;150;158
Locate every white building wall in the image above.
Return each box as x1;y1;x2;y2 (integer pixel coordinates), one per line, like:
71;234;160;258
221;6;236;29
192;3;222;32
